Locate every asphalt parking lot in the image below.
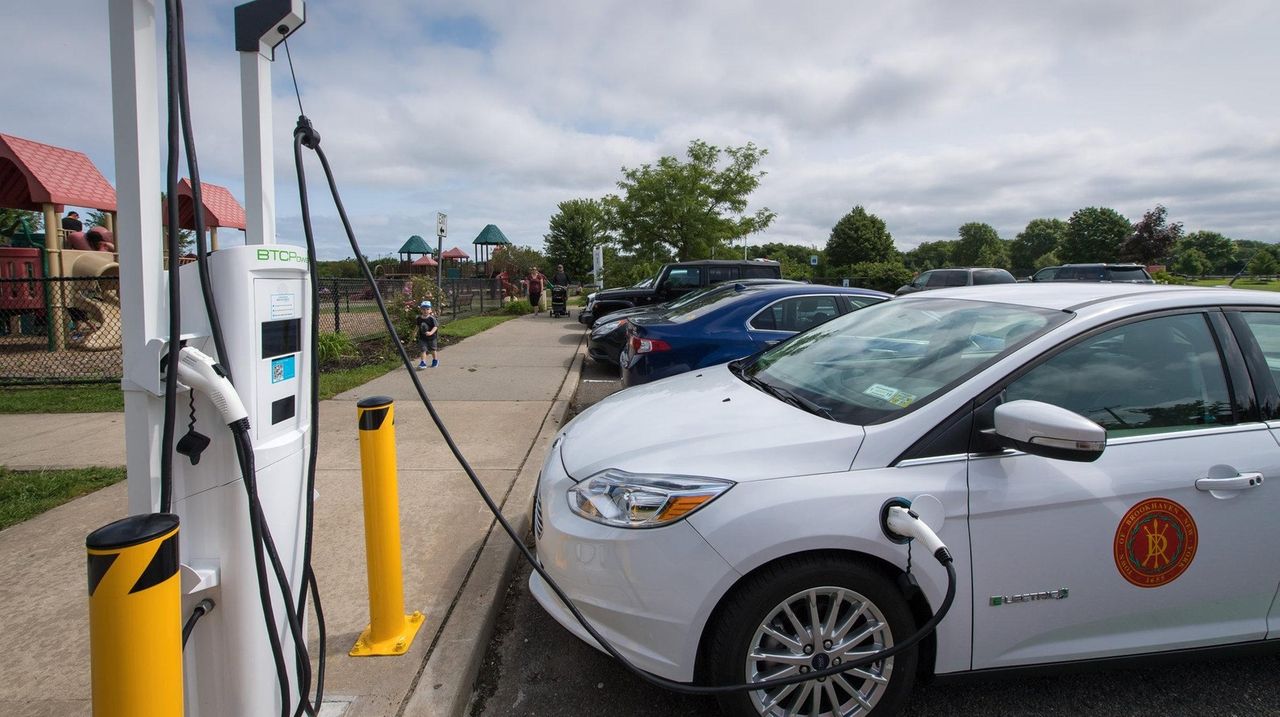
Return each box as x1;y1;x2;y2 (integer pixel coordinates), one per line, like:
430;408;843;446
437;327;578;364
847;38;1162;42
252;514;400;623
468;349;1280;717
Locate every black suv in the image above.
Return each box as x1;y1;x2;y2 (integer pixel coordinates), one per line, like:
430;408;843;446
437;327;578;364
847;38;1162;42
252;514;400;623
895;267;1016;296
579;259;782;324
1031;264;1154;284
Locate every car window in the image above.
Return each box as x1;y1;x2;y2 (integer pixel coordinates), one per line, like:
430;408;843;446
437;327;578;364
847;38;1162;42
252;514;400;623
750;295;842;333
846;296;885;310
927;270;965;287
1107;266;1150;281
1032;267;1058;281
664;288;749;323
665;267;702;289
708;267;735;284
973;269;1014;285
1005;313;1234;437
912;272;931;288
740;264;779;279
1236;312;1280;392
748;298;1065;425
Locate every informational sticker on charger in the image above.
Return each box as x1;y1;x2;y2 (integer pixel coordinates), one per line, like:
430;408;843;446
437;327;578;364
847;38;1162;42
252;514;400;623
270;293;296;319
271;355;296;384
864;383;917;408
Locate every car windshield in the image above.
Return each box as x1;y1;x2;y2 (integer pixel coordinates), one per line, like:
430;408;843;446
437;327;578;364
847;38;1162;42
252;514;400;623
742;297;1068;425
664;283;731;311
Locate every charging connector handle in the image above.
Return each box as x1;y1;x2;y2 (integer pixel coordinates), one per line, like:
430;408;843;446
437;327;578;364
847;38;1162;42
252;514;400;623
177;347;248;426
885;506;953;565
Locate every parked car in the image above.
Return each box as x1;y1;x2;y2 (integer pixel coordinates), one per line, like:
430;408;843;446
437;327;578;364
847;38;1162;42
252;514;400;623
535;283;1280;717
895;267;1016;295
579;259;782;325
620;284;888;386
1031;263;1154;284
588;279;799;366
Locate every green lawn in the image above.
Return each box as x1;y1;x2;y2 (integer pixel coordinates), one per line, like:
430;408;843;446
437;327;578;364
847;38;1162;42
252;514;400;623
317;357;402;400
0;466;126;530
1189;278;1280;291
440;313;519;338
0;385;124;413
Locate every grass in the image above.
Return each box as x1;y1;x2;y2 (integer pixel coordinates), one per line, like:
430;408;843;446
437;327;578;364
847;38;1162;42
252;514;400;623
440;313;519;338
0;466;126;530
317;357;401;400
0;384;124;413
1189;277;1280;291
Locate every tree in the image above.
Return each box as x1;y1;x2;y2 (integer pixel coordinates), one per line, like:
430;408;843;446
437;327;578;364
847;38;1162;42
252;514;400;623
902;240;954;272
1034;251;1061;271
0;209;42;242
1177;231;1235;274
1011;218;1067;277
1173;248;1209;276
1121;205;1182;265
1248;250;1277;277
842;261;913;293
953;222;1008;268
544;198;607;281
604;140;776;261
825;206;897;267
490;245;546;278
1059;207;1129;263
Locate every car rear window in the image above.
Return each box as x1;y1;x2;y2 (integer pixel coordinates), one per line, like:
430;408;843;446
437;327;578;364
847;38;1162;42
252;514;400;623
973;269;1015;285
1106;266;1150;281
741;264;781;279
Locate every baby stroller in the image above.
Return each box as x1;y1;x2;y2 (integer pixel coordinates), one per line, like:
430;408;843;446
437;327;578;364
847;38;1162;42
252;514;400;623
549;285;569;318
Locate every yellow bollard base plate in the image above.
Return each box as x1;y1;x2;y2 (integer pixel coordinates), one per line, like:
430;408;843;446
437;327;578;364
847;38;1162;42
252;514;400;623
349;611;426;657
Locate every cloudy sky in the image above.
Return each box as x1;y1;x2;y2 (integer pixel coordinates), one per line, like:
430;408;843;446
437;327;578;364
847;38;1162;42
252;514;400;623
8;1;1279;259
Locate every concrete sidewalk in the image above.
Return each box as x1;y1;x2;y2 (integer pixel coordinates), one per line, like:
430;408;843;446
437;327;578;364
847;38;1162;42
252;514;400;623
0;313;586;716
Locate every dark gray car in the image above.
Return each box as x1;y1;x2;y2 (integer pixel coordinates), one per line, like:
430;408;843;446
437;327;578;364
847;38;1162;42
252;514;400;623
896;267;1016;296
1031;264;1154;284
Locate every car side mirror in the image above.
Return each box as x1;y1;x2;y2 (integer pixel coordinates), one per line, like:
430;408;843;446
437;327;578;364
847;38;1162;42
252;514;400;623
992;400;1105;462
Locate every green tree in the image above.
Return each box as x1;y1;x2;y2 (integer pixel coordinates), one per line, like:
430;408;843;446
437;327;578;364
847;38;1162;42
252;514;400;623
953;222;1008;268
604;140;775;261
1011;218;1067;277
830;261;913;293
1060;207;1130;263
1034;252;1061;271
902;240;954;272
1121;205;1182;265
825;206;897;267
1248;250;1277;277
1173;248;1209;276
490;245;547;278
0;209;42;243
544;198;607;281
1177;231;1235;274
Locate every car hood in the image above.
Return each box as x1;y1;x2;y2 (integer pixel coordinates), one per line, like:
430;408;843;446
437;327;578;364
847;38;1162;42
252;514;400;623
594;304;660;327
560;365;864;482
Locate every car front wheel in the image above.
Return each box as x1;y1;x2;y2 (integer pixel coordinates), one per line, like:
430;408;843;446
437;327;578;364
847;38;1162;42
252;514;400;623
706;556;918;717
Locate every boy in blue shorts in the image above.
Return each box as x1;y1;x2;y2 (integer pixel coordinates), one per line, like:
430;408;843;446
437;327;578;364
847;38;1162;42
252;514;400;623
416;301;439;369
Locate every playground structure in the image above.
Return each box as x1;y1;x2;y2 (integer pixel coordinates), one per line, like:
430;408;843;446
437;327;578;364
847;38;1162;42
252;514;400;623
0;131;248;379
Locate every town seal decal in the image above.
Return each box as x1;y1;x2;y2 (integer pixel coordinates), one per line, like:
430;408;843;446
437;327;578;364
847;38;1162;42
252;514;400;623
1113;497;1197;588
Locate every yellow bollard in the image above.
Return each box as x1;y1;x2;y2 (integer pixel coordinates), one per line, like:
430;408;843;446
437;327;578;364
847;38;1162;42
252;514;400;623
86;513;183;716
351;396;425;656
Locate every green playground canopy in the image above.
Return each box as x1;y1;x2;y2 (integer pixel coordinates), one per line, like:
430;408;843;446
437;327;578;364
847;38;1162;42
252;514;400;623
398;234;433;255
472;224;511;245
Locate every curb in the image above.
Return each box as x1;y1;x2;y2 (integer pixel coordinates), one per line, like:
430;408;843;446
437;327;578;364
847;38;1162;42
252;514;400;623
400;336;585;716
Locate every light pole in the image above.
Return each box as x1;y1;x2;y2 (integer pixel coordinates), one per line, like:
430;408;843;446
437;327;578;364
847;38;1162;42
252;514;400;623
436;212;446;290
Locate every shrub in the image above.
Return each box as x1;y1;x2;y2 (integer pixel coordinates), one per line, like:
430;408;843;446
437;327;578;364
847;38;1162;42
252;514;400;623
501;299;535;315
390;276;444;343
831;261;913;293
316;331;357;365
1152;271;1190;285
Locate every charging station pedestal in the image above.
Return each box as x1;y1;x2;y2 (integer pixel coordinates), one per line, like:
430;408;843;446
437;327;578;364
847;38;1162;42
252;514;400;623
174;246;312;716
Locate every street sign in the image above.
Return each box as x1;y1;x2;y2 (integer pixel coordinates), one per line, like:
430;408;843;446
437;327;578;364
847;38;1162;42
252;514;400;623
809;255;819;266
436;212;447;238
592;246;604;287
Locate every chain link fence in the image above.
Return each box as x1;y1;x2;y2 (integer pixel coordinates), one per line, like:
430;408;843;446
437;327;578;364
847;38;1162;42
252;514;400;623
0;275;504;385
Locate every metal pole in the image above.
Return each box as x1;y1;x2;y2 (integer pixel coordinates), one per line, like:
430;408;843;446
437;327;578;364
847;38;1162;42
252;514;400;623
351;397;425;656
240;51;274;246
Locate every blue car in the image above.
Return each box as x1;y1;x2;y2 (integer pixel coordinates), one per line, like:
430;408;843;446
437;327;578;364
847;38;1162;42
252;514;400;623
620;284;889;387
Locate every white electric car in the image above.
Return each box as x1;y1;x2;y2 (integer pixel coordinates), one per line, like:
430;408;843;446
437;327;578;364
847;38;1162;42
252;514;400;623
532;283;1280;717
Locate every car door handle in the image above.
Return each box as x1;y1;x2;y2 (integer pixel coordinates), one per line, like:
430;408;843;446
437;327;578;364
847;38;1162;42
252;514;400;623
1195;472;1264;492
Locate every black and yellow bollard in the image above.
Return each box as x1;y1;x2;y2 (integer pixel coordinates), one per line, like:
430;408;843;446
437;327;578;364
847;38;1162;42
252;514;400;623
86;513;183;716
351;396;425;656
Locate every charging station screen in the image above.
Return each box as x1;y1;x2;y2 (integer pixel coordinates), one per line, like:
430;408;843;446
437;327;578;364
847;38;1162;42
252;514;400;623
262;319;301;358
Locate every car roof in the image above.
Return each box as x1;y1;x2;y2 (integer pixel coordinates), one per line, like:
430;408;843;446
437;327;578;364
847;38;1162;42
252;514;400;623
898;282;1280;313
737;283;891;299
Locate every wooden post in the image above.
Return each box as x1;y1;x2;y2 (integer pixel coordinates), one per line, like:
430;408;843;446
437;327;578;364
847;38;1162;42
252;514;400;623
209;226;219;251
43;203;66;350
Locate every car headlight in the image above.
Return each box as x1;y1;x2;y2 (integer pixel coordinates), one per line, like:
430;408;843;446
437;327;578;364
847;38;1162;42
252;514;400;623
567;469;734;529
591;319;626;337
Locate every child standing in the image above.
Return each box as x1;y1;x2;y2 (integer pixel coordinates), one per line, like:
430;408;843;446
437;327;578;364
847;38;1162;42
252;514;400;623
416;300;439;369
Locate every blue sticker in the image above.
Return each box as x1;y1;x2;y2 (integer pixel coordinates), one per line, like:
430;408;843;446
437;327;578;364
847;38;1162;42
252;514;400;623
271;355;296;384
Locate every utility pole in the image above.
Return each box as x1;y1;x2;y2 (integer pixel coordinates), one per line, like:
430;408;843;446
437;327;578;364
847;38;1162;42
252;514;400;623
436;212;446;290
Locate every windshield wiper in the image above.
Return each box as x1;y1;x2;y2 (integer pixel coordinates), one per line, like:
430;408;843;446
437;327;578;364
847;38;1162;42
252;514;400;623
738;372;834;420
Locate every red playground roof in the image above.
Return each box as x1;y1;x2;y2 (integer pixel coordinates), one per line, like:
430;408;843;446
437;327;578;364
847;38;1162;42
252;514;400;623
175;178;246;230
441;246;470;259
412;255;438;266
0;133;117;211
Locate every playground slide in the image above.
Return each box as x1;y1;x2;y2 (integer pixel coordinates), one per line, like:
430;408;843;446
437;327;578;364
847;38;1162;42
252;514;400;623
64;250;121;351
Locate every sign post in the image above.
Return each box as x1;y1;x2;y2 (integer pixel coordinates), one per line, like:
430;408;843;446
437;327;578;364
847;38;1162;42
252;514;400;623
592;245;604;288
435;212;447;290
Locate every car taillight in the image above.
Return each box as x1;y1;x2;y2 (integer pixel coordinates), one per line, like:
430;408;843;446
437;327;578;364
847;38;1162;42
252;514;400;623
629;335;671;354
